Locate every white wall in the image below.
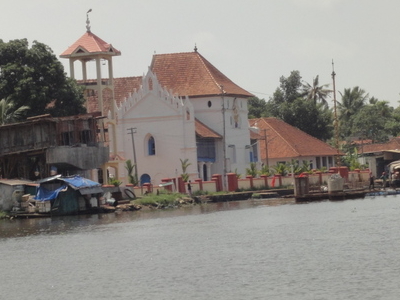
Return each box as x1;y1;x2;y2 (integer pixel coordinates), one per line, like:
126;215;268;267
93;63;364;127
112;71;197;185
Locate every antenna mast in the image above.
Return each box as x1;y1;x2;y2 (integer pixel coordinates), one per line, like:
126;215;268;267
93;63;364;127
331;60;340;167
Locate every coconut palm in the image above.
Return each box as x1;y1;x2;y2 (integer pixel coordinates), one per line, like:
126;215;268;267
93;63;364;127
337;87;369;138
301;75;331;106
0;98;30;125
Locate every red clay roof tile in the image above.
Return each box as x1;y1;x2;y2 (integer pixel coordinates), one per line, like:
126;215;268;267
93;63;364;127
249;117;340;160
195;119;222;139
60;31;121;57
150;51;253;98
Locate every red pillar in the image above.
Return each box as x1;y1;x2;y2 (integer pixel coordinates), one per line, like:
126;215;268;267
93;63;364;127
260;175;269;188
212;174;223;192
227;173;238;192
143;183;152;193
195;178;203;191
339;166;349;179
178;177;186;193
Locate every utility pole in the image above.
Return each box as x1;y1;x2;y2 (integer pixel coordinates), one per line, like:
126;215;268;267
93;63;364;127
127;128;138;183
221;85;227;191
263;129;269;167
331;60;340;167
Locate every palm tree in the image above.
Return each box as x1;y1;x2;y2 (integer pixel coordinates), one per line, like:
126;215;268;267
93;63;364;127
301;75;331;106
337;87;369;138
246;162;258;177
180;158;192;182
272;163;288;176
0;98;30;125
124;159;138;186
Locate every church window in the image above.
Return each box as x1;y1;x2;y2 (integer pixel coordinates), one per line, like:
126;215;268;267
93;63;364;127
207;101;212;108
148;136;155;155
148;78;153;90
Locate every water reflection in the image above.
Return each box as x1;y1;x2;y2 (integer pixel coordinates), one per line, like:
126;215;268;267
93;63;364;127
0;198;296;239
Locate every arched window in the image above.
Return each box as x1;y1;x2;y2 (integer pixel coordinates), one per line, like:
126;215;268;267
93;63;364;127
148;136;155;155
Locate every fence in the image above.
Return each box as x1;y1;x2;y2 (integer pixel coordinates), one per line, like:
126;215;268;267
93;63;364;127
111;168;371;198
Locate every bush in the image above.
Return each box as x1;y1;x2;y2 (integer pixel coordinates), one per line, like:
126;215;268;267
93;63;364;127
133;191;187;207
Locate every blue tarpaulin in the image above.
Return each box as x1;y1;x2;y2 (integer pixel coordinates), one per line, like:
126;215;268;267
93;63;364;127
35;175;102;201
58;176;101;189
36;185;68;201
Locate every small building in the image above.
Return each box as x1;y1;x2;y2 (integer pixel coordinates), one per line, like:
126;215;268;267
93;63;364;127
0;112;109;181
35;175;103;215
0;179;36;211
357;137;400;177
249;117;342;170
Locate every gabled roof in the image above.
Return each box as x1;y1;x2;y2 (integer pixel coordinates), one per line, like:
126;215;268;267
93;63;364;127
60;31;121;58
249;117;340;160
195;119;222;139
361;137;400;154
150;51;253;98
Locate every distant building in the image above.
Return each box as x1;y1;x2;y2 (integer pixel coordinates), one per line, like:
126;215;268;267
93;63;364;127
357;137;400;176
249;117;340;170
0;113;109;181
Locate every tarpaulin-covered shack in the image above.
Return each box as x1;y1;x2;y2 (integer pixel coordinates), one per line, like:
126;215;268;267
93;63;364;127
35;175;103;215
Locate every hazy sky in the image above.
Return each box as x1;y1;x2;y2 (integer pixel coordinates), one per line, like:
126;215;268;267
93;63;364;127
2;0;400;107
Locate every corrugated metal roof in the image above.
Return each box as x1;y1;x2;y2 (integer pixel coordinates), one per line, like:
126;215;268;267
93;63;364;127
0;179;36;186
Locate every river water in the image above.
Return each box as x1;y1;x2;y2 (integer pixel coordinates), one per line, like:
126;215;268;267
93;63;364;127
1;195;399;300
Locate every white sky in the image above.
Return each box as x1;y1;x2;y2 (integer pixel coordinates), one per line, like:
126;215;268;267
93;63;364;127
2;0;400;107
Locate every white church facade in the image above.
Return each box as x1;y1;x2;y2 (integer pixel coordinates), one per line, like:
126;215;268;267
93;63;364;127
60;19;259;188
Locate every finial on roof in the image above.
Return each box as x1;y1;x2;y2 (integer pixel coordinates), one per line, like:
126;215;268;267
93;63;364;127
86;9;92;32
194;44;198;52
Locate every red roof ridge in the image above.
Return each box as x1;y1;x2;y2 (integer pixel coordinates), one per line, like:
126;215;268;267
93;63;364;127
194;52;223;92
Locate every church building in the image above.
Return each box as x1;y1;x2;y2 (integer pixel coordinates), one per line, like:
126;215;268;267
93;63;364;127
60;16;258;187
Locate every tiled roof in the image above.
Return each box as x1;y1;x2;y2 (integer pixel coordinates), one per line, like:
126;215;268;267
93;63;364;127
60;31;121;57
150;51;254;98
361;137;400;153
78;77;142;115
195;119;222;139
249;117;340;160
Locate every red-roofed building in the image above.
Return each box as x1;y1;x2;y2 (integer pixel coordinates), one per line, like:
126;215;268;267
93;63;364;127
356;137;400;176
60;21;257;187
249;117;341;170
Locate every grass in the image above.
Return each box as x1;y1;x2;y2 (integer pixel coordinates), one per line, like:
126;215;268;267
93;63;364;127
133;191;189;207
0;211;8;219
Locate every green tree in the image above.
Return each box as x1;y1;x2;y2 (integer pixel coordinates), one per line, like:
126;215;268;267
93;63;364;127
0;39;86;118
301;75;331;106
247;97;268;118
351;100;393;143
385;105;400;137
266;71;333;141
0;98;29;125
279;99;333;141
275;70;303;104
337;87;368;138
